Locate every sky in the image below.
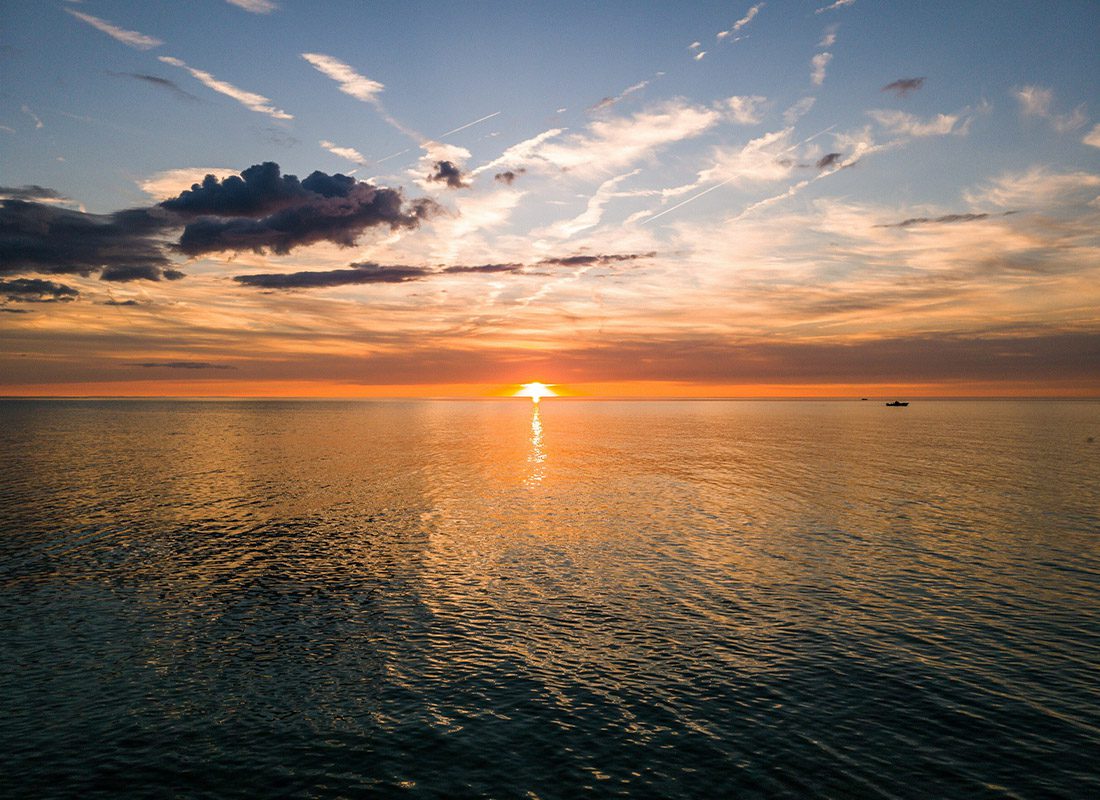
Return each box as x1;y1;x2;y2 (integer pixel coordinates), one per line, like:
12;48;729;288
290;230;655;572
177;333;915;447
2;0;1099;397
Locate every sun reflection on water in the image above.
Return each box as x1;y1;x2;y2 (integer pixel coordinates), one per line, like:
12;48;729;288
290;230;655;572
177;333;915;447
526;404;546;484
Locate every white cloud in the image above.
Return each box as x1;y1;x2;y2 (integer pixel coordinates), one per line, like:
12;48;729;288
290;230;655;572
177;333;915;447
1084;124;1100;148
65;9;163;50
158;56;292;120
717;2;764;40
226;0;277;13
815;0;855;14
139;167;238;200
470;128;566;177
538;169;644;239
964;167;1100;208
867;109;961;137
1053;105;1088;133
320;140;366;165
694;51;707;61
783;97;815;124
818;24;839;47
532;100;722;177
811;52;832;86
21;105;43;129
301;53;384;103
725;95;768;125
1014;85;1052;117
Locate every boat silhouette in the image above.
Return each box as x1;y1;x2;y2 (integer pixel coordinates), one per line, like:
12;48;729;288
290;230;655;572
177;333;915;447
885;401;909;407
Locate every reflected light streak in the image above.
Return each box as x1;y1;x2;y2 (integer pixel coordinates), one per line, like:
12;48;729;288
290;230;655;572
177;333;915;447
527;405;545;484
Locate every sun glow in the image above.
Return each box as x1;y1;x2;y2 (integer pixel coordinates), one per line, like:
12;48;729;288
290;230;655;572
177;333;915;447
515;382;556;403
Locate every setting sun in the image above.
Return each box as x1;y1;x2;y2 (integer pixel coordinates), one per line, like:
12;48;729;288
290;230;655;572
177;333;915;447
515;382;556;403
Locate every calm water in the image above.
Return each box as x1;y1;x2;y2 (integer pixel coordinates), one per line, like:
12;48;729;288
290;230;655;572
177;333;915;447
1;399;1098;798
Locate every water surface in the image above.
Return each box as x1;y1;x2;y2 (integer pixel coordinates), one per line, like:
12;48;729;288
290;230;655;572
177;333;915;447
1;399;1098;798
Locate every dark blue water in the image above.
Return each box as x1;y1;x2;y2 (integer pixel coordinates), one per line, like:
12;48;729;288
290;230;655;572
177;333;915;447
1;399;1098;798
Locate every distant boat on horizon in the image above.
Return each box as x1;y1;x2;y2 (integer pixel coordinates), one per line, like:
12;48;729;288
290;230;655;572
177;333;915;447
886;401;909;407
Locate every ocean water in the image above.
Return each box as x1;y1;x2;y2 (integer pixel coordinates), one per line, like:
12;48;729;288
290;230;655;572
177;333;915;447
1;398;1098;798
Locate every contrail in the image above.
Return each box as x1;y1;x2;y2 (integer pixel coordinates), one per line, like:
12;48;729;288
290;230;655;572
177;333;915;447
439;111;501;139
639;124;837;225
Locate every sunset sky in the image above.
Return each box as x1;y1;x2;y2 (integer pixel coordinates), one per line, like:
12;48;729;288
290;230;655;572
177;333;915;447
2;0;1099;397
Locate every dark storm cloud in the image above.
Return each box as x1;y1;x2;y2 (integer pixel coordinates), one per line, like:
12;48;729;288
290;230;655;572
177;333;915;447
3;164;439;276
104;298;141;306
882;77;925;97
135;361;235;370
816;152;842;170
0;199;174;278
539;252;656;267
494;169;525;185
0;185;69;202
0;278;79;302
108;71;200;102
877;213;991;228
100;265;185;282
171;164;439;256
234;262;428;290
426;161;469;189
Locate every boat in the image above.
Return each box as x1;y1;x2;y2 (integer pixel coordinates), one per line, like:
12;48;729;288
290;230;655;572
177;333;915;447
885;401;909;407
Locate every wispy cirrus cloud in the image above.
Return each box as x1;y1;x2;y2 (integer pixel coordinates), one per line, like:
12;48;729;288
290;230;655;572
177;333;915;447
21;105;43;129
226;0;277;13
158;57;292;120
718;3;764;41
301;53;384;103
815;0;855;14
1084;124;1100;149
810;53;832;86
65;9;163;50
320;140;367;165
867;109;963;137
1014;85;1088;133
818;24;839;47
589;79;652;113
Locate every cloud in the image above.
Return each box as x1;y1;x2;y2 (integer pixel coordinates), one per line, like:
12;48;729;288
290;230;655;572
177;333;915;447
104;299;141;306
519;100;721;177
21;105;43;129
815;152;842;169
0;199;174;278
426;160;469;189
301;53;384;103
867;109;961;137
538;252;654;267
964;167;1100;208
0;185;69;203
226;0;277;13
876;212;992;228
442;263;524;274
135;361;235;370
539;169;644;239
65;9;163;50
470;128;565;178
320;139;367;165
494;169;526;185
725;96;768;125
1014;85;1052;117
694;51;707;61
882;77;924;97
815;0;855;13
0;278;79;302
234;262;426;290
811;52;832;86
718;3;764;39
140;167;239;201
1052;105;1087;133
169;164;438;256
158;56;292;120
1084;124;1100;149
784;97;815;124
101;265;185;282
818;24;838;47
589;79;651;113
108;72;199;102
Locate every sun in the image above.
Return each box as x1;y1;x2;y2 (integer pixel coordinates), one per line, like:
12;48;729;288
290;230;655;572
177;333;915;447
515;382;556;403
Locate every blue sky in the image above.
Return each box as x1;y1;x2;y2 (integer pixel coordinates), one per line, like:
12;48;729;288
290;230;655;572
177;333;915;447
2;1;1099;395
